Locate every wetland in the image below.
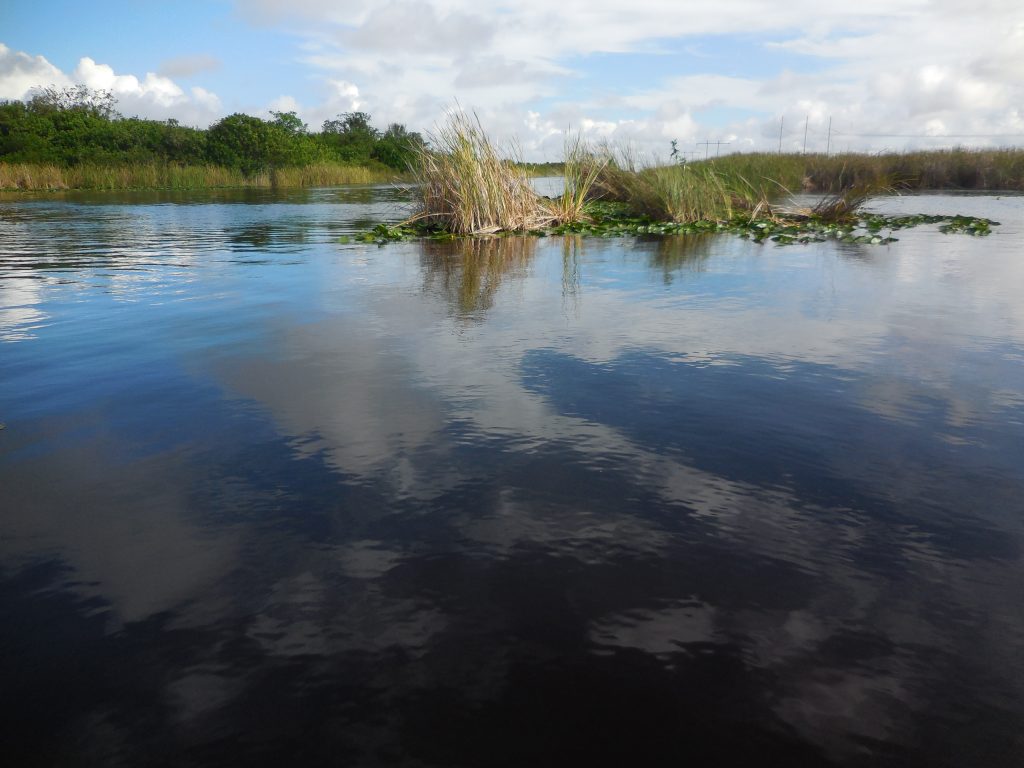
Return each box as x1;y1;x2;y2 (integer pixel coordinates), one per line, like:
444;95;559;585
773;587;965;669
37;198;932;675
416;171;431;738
1;186;1023;766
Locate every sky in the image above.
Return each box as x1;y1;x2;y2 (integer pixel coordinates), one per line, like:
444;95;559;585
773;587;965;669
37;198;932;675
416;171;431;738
1;0;1023;160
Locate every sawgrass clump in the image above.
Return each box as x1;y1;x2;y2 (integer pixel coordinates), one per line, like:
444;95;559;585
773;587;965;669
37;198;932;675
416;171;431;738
543;134;608;225
411;114;613;234
411;112;552;235
584;146;779;223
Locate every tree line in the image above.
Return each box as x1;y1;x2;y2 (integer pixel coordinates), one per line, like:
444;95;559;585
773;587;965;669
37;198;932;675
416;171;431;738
0;85;426;173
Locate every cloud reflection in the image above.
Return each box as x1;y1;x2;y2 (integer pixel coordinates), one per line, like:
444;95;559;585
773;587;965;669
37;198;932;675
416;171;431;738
2;194;1024;764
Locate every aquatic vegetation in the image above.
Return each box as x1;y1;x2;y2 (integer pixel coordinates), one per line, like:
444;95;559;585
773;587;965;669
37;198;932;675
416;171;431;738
580;146;781;223
704;148;1024;192
362;197;998;247
542;134;607;225
936;215;996;235
265;163;386;187
0;162;66;190
406;118;782;236
627;164;738;222
0;161;391;190
390;117;1004;247
352;223;424;245
550;203;999;245
410;111;553;235
804;180;893;223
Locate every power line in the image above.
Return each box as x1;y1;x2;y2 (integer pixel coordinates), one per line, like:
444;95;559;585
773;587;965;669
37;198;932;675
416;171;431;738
697;139;731;159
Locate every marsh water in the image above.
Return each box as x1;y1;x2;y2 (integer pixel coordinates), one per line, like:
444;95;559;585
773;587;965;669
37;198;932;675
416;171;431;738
1;187;1023;766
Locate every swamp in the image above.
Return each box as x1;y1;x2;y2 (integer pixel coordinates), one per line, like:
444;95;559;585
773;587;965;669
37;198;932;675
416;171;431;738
1;167;1024;765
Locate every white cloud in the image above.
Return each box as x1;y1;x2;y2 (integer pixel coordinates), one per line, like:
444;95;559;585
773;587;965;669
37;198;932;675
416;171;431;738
71;57;224;124
5;0;1024;156
232;0;1024;158
0;43;71;100
0;45;224;126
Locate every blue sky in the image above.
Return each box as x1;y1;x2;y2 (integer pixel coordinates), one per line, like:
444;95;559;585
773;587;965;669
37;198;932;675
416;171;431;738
0;1;308;110
2;1;1022;159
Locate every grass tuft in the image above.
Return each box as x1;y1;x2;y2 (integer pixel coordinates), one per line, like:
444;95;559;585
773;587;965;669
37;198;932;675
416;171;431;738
410;111;553;235
586;152;780;224
542;134;607;225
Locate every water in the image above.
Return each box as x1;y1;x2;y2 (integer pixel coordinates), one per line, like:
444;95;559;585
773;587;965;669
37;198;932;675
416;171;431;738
1;188;1022;766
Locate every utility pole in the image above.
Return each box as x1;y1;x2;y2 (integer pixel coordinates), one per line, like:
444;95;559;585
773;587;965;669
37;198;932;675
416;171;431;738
698;140;731;159
802;115;809;155
826;116;832;156
778;116;784;154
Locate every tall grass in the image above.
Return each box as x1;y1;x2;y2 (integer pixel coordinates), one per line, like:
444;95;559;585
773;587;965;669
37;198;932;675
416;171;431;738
0;161;393;190
408;118;791;231
587;147;778;222
630;165;739;222
543;135;607;224
269;164;385;187
411;112;552;234
702;148;1024;192
0;163;68;190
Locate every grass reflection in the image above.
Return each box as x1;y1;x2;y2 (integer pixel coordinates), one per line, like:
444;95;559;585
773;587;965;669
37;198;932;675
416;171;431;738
648;234;713;284
420;236;537;317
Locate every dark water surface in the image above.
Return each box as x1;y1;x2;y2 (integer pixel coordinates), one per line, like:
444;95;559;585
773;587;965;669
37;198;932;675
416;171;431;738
2;187;1023;766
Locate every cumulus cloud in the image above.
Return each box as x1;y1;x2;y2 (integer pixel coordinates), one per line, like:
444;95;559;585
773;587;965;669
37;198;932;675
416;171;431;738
0;43;71;100
234;0;1024;158
72;56;223;124
0;44;224;126
5;0;1024;156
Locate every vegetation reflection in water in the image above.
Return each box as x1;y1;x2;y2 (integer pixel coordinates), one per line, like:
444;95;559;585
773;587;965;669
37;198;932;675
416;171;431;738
416;234;713;316
420;236;538;316
1;189;1023;767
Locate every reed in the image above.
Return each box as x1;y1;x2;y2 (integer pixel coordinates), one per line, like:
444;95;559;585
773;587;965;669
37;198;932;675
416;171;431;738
542;135;607;225
703;148;1024;192
633;165;737;222
269;163;387;187
0;163;69;190
0;161;393;190
411;112;553;234
587;153;777;223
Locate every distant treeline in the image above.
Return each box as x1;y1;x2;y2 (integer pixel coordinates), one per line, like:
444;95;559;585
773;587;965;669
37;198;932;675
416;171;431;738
0;85;424;179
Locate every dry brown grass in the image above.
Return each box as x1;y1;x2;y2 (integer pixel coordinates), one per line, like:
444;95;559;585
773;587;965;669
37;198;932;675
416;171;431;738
0;163;68;190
